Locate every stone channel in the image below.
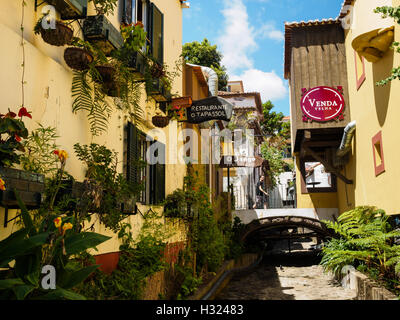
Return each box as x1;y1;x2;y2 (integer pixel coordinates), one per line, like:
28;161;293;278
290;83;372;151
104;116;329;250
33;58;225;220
215;239;357;300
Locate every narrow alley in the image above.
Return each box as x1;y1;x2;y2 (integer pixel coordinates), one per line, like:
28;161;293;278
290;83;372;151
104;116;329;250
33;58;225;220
216;241;357;300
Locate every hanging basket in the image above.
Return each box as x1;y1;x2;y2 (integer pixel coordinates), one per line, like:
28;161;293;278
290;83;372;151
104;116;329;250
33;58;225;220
40;21;73;46
102;81;120;97
94;65;116;83
64;47;93;71
152;115;170;128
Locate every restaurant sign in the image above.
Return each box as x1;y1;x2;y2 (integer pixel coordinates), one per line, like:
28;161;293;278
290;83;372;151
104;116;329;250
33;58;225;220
186;96;233;124
301;86;345;122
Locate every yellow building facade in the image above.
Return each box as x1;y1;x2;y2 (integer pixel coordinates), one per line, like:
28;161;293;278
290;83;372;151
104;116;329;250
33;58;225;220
286;0;400;218
0;0;189;256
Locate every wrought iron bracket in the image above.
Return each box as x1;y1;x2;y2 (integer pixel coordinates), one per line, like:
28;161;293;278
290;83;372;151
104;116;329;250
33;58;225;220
34;0;47;12
3;207;21;228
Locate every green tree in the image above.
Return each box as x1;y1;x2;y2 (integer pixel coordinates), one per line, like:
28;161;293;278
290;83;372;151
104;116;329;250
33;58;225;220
259;100;292;187
261;100;289;138
182;38;228;91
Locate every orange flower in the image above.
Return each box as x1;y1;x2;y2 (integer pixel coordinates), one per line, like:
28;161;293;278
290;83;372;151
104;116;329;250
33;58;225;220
54;217;62;228
135;21;144;28
62;222;73;232
53;149;68;163
0;178;6;191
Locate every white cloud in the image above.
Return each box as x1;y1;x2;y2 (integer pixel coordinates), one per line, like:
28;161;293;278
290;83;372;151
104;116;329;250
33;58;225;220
218;0;287;103
256;23;284;41
218;0;257;74
231;69;287;102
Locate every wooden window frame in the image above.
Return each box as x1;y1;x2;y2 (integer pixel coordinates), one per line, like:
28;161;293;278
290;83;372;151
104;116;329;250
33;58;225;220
125;123;165;205
354;50;366;90
372;131;385;177
299;157;337;194
149;2;164;65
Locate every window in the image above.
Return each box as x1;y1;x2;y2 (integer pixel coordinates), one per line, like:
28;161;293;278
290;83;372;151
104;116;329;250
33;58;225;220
299;159;337;193
149;3;164;64
372;131;385;176
125;122;165;205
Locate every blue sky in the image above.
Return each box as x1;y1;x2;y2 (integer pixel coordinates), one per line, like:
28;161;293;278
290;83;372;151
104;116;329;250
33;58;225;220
182;0;344;116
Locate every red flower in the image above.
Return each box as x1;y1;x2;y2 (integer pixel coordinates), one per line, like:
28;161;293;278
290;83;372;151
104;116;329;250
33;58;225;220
135;21;144;28
14;134;21;142
18;107;32;119
5;112;16;118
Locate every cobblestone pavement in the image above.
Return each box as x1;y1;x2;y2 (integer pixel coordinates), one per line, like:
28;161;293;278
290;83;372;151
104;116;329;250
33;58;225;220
216;240;357;300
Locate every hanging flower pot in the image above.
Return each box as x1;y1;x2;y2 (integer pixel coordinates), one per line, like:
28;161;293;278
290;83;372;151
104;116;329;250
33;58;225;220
94;65;116;83
64;47;93;71
152;115;170;128
102;80;120;97
38;21;73;46
150;62;165;79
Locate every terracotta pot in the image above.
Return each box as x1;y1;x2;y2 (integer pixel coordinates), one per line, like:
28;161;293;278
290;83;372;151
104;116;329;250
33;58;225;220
152;115;170;128
40;21;73;46
64;47;93;71
94;65;116;83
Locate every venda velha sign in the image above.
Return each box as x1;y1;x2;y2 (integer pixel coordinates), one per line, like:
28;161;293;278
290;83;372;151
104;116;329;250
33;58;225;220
301;86;345;122
186;96;233;124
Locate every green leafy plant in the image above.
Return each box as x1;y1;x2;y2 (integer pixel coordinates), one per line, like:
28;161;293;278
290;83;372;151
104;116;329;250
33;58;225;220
73;143;143;231
90;0;118;15
320;206;400;280
74;210;170;299
0;107;31;167
182;38;229;91
20;124;59;175
260;143;287;187
0;192;110;300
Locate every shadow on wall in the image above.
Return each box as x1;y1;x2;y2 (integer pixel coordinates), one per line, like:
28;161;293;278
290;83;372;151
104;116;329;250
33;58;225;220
373;48;394;127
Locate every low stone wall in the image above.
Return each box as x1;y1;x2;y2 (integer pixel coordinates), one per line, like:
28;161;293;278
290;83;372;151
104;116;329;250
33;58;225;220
337;268;398;300
188;253;260;300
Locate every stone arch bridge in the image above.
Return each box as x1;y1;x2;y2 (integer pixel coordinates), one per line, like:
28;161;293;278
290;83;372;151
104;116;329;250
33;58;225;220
234;209;337;243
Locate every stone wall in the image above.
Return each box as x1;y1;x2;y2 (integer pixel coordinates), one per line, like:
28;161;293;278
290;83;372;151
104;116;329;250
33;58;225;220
338;268;398;300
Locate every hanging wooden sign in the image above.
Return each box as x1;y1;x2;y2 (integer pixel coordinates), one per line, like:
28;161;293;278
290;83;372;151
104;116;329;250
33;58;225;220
186;96;233;124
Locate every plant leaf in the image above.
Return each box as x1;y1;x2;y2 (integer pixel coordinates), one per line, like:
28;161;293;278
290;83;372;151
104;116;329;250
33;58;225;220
64;232;111;255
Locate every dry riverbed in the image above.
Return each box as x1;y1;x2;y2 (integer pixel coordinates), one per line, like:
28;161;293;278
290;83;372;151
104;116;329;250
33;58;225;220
216;240;357;300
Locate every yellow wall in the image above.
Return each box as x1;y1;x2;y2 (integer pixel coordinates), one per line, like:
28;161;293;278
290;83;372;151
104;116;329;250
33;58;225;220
337;0;400;215
0;0;188;251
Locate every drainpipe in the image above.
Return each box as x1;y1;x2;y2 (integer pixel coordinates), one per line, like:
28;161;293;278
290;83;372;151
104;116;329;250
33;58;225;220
186;63;218;96
337;120;356;157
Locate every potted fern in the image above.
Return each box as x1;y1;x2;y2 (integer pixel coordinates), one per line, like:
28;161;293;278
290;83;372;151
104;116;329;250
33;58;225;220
64;38;94;71
34;13;73;47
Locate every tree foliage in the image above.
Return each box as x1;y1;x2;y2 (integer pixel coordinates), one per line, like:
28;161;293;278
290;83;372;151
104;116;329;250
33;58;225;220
182;38;228;91
261;100;290;139
259;100;291;187
321;206;400;281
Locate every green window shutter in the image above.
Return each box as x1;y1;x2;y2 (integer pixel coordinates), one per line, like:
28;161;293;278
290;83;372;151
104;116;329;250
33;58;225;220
150;3;164;65
126;122;139;185
148;141;165;205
